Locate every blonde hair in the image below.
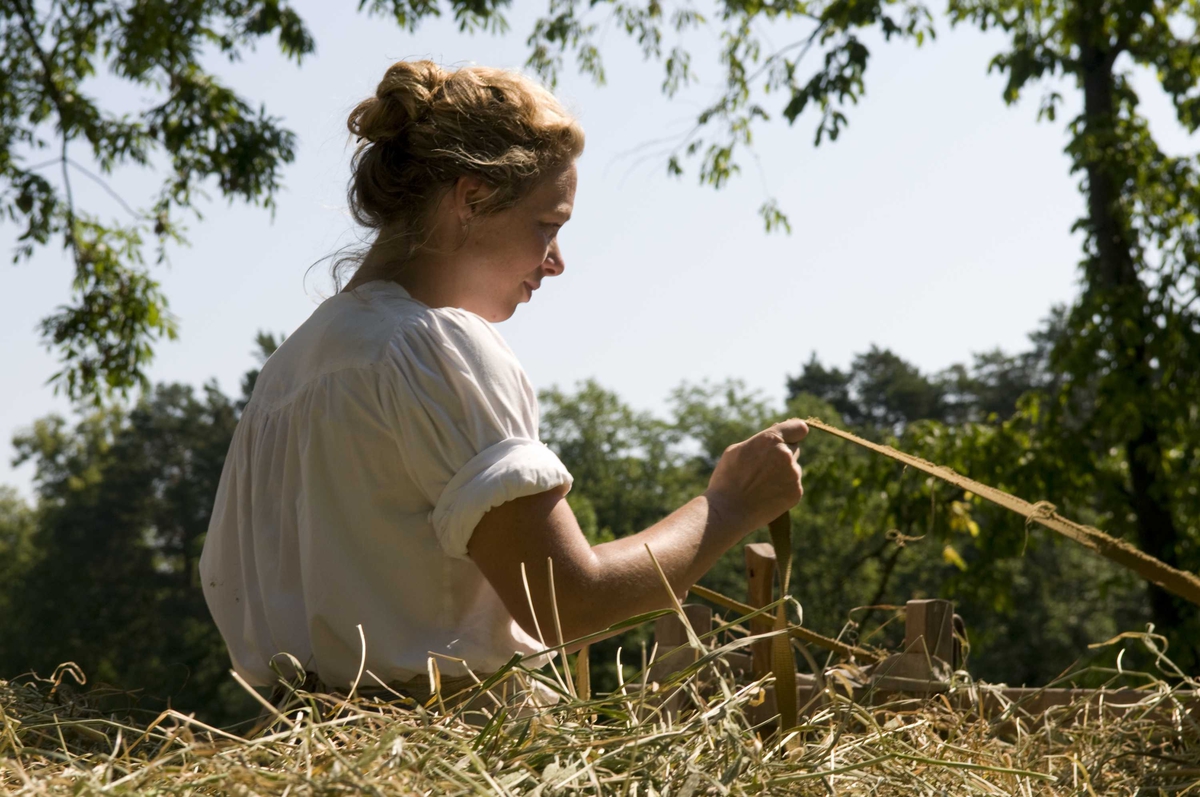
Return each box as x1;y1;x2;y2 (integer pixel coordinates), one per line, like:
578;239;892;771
334;60;585;286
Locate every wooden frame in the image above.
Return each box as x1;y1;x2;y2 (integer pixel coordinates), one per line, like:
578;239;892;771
648;542;1197;730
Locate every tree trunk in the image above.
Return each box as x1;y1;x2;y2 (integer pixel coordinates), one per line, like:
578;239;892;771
1077;19;1186;637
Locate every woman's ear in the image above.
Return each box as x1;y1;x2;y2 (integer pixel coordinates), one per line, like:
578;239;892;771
452;174;493;224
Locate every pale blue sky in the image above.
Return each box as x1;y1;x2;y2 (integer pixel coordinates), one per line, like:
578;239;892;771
2;2;1193;497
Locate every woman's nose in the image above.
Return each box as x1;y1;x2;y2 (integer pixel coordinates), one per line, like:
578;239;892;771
543;241;565;276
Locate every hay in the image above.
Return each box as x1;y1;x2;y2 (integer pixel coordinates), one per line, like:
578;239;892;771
3;624;1197;796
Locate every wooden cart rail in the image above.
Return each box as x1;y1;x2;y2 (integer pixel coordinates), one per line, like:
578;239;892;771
650;541;1197;731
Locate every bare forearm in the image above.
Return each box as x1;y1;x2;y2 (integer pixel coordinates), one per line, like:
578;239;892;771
470;419;807;649
552;493;747;643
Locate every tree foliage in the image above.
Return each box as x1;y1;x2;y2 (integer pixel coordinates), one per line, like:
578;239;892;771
786;319;1193;668
525;0;934;232
788;316;1061;430
1;0;318;400
941;0;1200;659
0;377;251;724
2;0;942;396
0;0;510;402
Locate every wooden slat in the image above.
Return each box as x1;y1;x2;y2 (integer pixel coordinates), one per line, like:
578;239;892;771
649;604;713;683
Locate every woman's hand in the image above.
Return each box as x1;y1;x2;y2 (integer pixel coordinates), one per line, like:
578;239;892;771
703;418;808;536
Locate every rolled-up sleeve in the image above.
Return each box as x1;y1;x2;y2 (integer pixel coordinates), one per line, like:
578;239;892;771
432;437;572;559
384;308;573;560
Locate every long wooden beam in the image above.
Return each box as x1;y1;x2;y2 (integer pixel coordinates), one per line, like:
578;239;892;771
805;417;1200;609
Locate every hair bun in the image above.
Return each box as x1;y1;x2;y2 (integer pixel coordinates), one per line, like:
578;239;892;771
348;61;447;144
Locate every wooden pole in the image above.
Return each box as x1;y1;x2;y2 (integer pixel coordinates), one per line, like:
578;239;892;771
805;417;1200;609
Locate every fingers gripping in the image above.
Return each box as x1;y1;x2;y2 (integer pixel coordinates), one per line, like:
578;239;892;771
705;418;808;532
763;420;807;463
771;418;809;445
757;426;804;502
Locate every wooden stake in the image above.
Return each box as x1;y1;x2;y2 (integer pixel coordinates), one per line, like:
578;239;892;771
745;543;777;679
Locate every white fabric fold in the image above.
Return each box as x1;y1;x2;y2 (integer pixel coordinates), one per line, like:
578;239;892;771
433;437;573;559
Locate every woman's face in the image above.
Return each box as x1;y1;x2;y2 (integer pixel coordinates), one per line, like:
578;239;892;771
457;162;577;322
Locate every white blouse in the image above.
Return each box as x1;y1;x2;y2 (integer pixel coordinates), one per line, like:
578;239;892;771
199;280;573;688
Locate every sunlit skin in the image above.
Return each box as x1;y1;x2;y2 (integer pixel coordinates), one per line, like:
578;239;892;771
346;163;576;322
347;161;807;651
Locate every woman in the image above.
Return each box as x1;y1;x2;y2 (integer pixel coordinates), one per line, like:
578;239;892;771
199;60;807;698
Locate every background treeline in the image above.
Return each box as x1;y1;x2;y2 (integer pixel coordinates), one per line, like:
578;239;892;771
2;311;1186;727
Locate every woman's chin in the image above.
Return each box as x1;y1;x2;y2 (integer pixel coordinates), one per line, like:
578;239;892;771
479;291;526;322
490;303;520;323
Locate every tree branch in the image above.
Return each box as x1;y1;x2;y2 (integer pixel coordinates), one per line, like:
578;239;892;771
66;158;145;221
13;0;77;249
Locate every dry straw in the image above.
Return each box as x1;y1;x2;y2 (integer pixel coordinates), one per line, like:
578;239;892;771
3;613;1196;796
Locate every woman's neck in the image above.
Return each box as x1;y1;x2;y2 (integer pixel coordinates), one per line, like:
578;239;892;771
344;243;467;312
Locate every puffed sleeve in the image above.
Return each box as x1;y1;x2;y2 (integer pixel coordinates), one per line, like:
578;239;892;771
384;308;573;560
